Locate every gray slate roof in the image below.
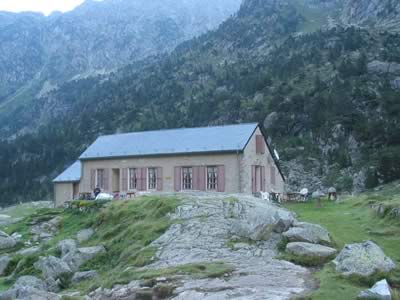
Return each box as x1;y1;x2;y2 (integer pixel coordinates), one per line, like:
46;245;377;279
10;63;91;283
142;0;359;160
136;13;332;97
79;123;259;160
53;161;81;183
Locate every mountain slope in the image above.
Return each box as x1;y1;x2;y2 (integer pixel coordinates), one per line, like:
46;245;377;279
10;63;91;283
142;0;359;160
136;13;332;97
0;0;400;204
0;0;241;132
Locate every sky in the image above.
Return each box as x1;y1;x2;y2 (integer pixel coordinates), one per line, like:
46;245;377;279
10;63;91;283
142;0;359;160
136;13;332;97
0;0;86;15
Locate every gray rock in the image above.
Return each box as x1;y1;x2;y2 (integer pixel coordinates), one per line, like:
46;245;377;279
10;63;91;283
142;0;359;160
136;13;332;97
57;239;78;258
283;222;331;245
230;207;295;241
358;279;392;300
0;231;17;250
77;228;95;243
71;270;98;284
14;287;61;300
0;255;11;276
63;246;106;272
34;256;72;280
334;241;396;277
17;246;41;256
391;77;400;90
368;60;400;74
286;242;337;258
14;276;46;291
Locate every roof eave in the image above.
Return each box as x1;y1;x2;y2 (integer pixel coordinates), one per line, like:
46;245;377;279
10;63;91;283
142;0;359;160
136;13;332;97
79;149;244;161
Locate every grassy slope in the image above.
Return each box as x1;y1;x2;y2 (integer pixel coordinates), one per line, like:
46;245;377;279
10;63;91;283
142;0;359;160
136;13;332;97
0;195;235;296
284;182;400;300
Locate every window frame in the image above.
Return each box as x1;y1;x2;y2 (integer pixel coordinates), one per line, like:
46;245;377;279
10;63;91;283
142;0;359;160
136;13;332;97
147;167;157;190
128;168;138;191
206;166;218;191
182;167;193;190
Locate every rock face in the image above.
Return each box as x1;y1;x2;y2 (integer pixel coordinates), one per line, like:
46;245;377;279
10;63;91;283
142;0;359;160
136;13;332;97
286;242;337;259
17;246;41;256
0;231;17;250
334;241;396;277
76;229;95;243
283;222;331;245
358;279;392;300
367;61;400;75
0;255;11;276
34;256;72;280
102;193;313;299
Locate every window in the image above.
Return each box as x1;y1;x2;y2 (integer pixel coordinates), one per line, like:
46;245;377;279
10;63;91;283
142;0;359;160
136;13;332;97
207;166;218;190
270;166;276;185
96;169;105;189
129;168;137;190
148;168;157;190
182;167;193;190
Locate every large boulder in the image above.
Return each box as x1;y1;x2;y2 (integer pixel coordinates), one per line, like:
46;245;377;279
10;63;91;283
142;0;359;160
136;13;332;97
0;276;61;300
71;270;98;284
286;242;337;259
0;286;61;300
77;229;95;243
358;279;392;300
34;256;72;280
230;209;295;241
57;239;78;258
0;255;11;276
0;231;17;250
63;246;106;272
283;222;331;245
334;241;396;277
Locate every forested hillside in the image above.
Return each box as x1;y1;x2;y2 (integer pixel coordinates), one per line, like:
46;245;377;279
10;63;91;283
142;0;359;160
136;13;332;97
1;0;400;204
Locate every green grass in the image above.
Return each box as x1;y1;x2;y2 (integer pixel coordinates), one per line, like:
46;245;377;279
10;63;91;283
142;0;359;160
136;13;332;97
283;192;400;300
0;196;181;293
0;202;52;219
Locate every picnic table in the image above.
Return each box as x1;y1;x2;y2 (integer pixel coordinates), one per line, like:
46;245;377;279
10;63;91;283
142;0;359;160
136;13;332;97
284;192;304;203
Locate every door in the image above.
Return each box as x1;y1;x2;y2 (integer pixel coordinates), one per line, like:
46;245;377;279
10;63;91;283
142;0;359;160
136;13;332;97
252;165;264;193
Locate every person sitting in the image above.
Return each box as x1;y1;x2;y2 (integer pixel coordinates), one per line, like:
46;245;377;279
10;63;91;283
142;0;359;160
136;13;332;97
93;186;101;199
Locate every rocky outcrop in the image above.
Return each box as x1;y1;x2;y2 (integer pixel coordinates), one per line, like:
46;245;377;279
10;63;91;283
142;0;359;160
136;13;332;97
77;229;95;243
334;241;396;277
286;242;337;259
230;207;295;241
0;231;17;250
358;279;392;300
0;275;61;300
34;256;72;280
30;216;62;243
17;246;40;256
283;222;331;245
57;239;78;258
63;246;106;272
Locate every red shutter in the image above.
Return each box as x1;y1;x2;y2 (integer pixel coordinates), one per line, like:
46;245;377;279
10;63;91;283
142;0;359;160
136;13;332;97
122;168;128;191
270;167;276;185
90;169;96;190
174;167;181;192
157;167;163;191
256;135;265;154
198;166;206;191
251;166;257;193
217;166;225;192
261;166;266;192
139;168;147;191
103;169;110;191
192;166;199;190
